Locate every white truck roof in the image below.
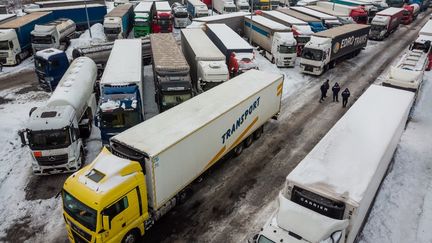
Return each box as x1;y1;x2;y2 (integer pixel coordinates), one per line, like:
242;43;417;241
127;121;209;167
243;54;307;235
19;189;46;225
0;14;16;23
287;85;414;206
181;28;225;60
193;12;249;22
35;48;64;59
100;39;142;85
24;4;103;12
155;1;171;11
112;70;282;157
263;10;308;25
187;0;208;7
134;1;153;12
376;7;404;16
291;6;338;20
419;20;432;36
245;15;290;31
206;23;252;50
307;5;347;17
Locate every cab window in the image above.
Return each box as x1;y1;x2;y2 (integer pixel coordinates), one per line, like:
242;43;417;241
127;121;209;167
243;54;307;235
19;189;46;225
104;197;129;220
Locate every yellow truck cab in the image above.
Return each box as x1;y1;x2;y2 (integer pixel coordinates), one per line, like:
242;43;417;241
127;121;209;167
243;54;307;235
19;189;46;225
62;148;150;243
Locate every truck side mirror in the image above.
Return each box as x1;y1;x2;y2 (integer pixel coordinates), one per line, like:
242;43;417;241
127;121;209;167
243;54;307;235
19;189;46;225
102;214;110;231
18;130;28;147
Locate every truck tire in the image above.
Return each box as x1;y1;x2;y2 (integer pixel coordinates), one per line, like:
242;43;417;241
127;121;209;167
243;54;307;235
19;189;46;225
234;143;244;156
244;135;254;148
253;126;264;140
122;229;140;243
15;55;21;65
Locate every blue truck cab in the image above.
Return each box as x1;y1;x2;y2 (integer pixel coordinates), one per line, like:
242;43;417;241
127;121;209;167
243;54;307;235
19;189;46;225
34;48;69;91
98;84;144;145
410;0;430;11
308;21;327;32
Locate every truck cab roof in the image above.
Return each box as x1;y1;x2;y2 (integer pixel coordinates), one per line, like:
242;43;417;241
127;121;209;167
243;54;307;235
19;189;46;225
64;148;143;208
28;105;75;131
35;48;65;60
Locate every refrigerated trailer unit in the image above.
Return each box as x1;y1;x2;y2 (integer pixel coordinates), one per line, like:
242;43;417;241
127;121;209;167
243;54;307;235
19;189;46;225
255;84;415;243
62;70;284;243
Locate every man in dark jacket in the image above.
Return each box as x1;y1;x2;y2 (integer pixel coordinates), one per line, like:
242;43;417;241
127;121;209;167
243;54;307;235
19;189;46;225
324;79;330;97
332;82;340;102
342;88;350;108
320;83;326;102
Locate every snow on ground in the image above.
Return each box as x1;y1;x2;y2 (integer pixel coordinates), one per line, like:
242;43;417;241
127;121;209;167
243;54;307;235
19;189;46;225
0;86;101;242
359;72;432;243
0;57;33;79
65;23;107;60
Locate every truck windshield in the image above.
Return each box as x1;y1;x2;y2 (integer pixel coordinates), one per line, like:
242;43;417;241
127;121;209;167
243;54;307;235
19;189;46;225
135;20;149;27
34;57;48;72
104;27;121;34
257;235;275;243
370;25;386;31
240;5;249;10
29;129;71;150
279;45;297;54
197;12;209;17
302;48;323;61
296;36;311;45
101;111;141;129
0;41;9;50
157;19;171;27
162;92;192;107
225;7;237;12
174;12;189;18
32;35;53;44
63;190;97;232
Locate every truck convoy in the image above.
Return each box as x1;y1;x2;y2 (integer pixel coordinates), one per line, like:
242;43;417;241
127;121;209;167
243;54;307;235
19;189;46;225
213;0;237;14
186;0;209;18
244;15;297;67
62;69;284;243
31;18;76;52
0;12;53;66
34;48;69;90
259;10;314;56
25;4;107;30
151;1;173;33
369;7;403;40
190;12;249;36
300;24;370;75
133;1;153;37
254;84;414;243
291;6;342;28
401;4;420;25
150;33;193;112
172;3;190;28
206;24;258;77
181;28;229;92
382;48;429;92
276;7;327;32
104;4;134;41
19;57;97;175
98;39;144;145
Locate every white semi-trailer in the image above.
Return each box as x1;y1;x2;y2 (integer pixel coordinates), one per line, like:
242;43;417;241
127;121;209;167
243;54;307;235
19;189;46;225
382;49;428;92
213;0;237;14
181;28;229;92
31;18;76;52
244;15;297;67
19;57;98;175
254;84;415;243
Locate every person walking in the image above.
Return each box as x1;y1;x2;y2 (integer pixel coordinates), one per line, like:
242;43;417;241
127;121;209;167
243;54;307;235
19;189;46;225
324;79;330;98
332;82;340;102
320;83;326;102
342;88;350;108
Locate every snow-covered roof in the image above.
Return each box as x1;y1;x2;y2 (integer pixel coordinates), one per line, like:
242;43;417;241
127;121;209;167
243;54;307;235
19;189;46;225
0;14;16;23
0;12;52;29
376;7;404;16
207;24;252;50
28;105;76;130
276;7;321;22
262;10;308;26
291;6;338;20
307;5;347;17
194;12;249;22
100;39;142;85
287;85;415;206
187;0;207;7
181;28;225;60
155;1;171;11
314;24;369;39
419;20;432;36
134;1;153;13
112;70;283;157
35;48;63;60
24;3;104;12
105;3;133;17
245;15;290;31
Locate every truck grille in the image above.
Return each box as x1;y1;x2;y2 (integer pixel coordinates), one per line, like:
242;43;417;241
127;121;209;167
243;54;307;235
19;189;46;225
35;154;68;166
70;222;92;242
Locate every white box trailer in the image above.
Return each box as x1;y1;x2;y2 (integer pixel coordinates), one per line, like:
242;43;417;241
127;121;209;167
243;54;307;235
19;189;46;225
111;69;283;211
291;6;342;27
190;12;249;35
255;84;415;243
419;19;432;36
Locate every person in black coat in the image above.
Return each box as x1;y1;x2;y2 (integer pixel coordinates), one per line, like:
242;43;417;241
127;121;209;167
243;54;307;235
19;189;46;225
332;82;340;102
320;83;326;102
342;88;350;108
324;79;330;97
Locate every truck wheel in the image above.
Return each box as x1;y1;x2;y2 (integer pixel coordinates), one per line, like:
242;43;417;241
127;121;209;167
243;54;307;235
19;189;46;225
122;230;140;243
16;55;21;65
253;126;264;140
271;57;275;64
244;135;254;148
233;143;244;156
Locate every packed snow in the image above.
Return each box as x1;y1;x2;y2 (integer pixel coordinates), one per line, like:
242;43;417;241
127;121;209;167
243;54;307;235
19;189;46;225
65;23;107;60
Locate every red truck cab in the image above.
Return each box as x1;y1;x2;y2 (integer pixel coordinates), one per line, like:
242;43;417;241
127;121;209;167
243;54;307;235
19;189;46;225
350;7;368;24
152;2;173;33
401;4;420;25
